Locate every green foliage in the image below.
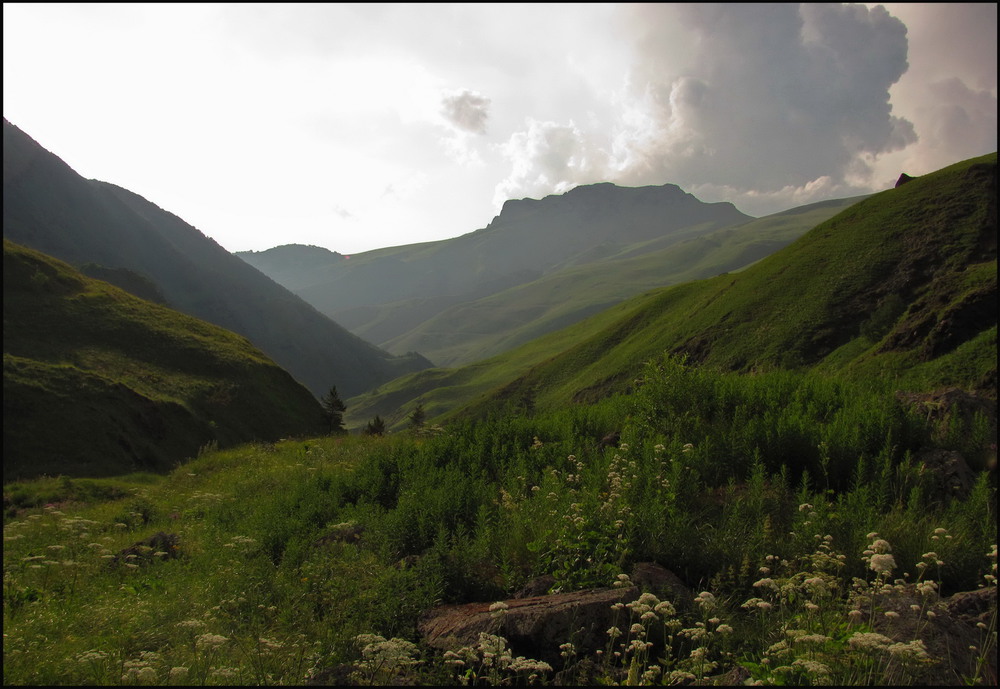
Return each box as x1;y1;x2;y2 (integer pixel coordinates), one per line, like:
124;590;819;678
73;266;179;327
364;415;387;436
349;153;997;430
320;385;348;435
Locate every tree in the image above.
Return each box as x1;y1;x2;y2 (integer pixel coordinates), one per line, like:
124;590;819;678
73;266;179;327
364;415;386;437
320;385;347;435
408;403;426;432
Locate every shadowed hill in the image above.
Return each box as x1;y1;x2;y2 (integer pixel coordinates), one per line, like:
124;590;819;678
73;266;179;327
347;153;997;430
3;239;330;480
2;119;430;398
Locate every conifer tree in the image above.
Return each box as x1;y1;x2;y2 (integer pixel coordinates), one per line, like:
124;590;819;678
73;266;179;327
408;403;426;432
364;415;386;436
320;385;347;435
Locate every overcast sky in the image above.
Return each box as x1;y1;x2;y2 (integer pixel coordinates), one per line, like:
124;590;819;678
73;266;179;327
3;3;996;255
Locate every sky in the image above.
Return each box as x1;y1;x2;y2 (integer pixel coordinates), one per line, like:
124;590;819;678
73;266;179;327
3;3;997;256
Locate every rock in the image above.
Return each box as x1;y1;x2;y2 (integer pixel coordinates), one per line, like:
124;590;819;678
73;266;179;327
419;586;641;665
514;575;556;598
913;448;977;499
870;584;997;685
598;431;621;450
419;563;690;665
631;562;692;603
115;531;180;565
895;172;916;187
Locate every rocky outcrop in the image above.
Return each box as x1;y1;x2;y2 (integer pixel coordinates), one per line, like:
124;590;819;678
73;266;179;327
895;172;916;187
418;563;689;665
419;586;639;665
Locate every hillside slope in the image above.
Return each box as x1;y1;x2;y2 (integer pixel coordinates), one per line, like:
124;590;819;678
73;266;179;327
347;153;997;429
3;239;329;480
2;119;430;398
240;182;752;357
381;196;865;366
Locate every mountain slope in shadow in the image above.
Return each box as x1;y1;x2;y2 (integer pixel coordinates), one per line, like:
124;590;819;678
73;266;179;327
2;119;430;398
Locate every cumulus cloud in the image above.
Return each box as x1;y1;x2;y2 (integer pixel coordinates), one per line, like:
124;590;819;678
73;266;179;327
494;4;933;214
440;89;491;134
613;3;915;193
493;118;610;205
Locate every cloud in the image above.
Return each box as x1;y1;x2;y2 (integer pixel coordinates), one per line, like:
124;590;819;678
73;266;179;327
613;3;916;194
493;119;610;205
492;4;933;215
440;89;491;134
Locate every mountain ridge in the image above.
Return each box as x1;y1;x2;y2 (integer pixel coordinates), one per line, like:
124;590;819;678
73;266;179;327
344;152;997;430
2;119;430;398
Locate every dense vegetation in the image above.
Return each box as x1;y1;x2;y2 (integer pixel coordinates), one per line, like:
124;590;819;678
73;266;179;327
3;137;995;685
3;359;995;685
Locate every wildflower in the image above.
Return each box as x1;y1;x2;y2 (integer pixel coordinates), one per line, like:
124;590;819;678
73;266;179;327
607;626;622;639
654;600;675;616
848;632;893;651
753;577;778;591
489;601;509;613
870;553;896;575
884;611;900;619
871;539;892;553
168;667;189;681
682;443;694;453
799;503;813;512
717;624;733;634
195;633;229;650
888;640;929;661
694;591;716;610
791;659;831;676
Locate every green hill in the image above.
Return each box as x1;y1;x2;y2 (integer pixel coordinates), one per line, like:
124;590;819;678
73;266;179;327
3;239;330;480
347;153;996;429
380;196;866;367
239;182;753;363
2;119;430;398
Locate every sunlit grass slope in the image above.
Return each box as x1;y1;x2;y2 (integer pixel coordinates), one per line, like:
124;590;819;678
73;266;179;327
348;154;996;430
3;240;327;479
382;196;867;367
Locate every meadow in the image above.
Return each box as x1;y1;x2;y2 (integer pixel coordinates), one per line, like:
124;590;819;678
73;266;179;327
3;358;995;685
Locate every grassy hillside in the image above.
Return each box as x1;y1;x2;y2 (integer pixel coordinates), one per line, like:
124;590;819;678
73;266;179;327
3;239;329;479
2;119;429;398
3;367;995;685
241;183;751;356
346;154;996;430
382;196;866;367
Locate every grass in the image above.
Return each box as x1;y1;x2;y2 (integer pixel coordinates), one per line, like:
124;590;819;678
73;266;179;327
347;154;996;431
3;239;328;479
4;360;996;685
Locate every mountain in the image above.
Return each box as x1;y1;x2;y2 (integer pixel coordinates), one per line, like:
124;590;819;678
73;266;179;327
3;239;330;480
378;195;866;366
2;119;430;398
239;183;753;364
346;153;997;429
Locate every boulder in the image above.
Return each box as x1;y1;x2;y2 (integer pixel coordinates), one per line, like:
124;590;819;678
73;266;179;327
419;562;688;665
419;585;640;665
